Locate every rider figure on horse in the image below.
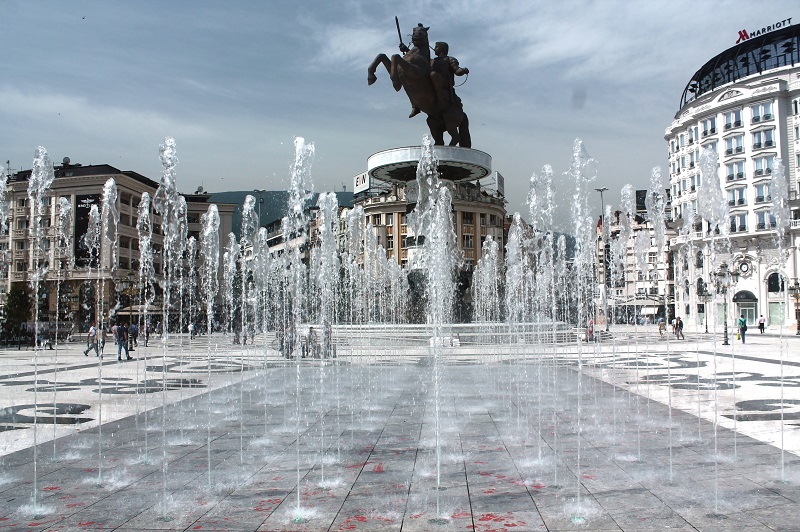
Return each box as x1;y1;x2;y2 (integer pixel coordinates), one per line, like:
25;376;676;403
407;40;469;119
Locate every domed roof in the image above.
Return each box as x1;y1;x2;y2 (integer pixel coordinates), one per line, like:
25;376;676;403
678;23;800;112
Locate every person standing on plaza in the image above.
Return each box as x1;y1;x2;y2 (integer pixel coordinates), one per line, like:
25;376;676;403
117;322;132;361
758;314;766;334
131;322;139;346
83;321;100;357
657;316;666;338
675;316;685;340
738;314;747;344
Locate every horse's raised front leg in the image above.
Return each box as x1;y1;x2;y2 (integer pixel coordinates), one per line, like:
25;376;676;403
389;54;405;92
368;54;391;85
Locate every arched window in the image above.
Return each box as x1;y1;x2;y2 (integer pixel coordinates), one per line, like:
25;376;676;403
696;277;707;295
767;272;785;293
695;251;704;269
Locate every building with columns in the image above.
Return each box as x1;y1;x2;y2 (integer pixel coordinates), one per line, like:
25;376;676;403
665;23;800;331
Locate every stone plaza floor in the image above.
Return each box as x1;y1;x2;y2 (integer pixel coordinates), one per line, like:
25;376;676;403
0;327;800;531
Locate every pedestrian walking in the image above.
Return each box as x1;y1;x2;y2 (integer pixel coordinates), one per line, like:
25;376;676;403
83;321;100;357
657;316;666;338
131;322;139;346
675;316;685;340
758;314;765;334
117;323;132;361
738;314;748;344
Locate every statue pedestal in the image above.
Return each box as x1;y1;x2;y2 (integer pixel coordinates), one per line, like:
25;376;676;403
367;146;491;184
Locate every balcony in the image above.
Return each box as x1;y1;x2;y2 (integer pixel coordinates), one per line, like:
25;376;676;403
739;225;747;232
756;195;765;203
690;185;696;192
755;169;763;176
765;140;774;147
734;120;742;127
752;116;761;123
753;142;762;149
737;198;746;205
763;113;772;120
725;123;732;130
725;148;734;155
728;200;736;206
727;174;735;181
730;224;737;233
735;146;744;153
737;172;745;180
757;222;766;230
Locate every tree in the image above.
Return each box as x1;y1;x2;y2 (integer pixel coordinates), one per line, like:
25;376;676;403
6;282;32;339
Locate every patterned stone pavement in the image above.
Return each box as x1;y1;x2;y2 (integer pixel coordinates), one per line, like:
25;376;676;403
0;330;798;531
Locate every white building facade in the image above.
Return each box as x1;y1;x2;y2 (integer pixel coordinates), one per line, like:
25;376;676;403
665;24;800;331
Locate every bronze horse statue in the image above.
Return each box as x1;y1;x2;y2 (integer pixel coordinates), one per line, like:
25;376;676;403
368;24;471;148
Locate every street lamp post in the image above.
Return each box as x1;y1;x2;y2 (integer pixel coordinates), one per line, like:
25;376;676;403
790;279;800;336
716;264;731;345
253;189;266;225
595;187;609;332
715;263;739;345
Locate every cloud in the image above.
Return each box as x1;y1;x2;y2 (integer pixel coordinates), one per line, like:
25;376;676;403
0;87;212;140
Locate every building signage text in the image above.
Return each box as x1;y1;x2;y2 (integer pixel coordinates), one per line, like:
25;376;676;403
354;172;370;194
736;18;792;44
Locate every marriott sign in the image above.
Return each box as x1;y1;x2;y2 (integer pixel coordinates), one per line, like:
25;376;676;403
735;18;793;44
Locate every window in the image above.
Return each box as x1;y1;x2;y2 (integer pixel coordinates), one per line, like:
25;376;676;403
462;211;474;224
16;261;27;272
704;140;717;154
695;251;704;269
724;135;744;155
756;211;776;229
767;272;784;292
462;234;474;249
385;213;393;225
729;213;747;232
755;183;771;203
14;240;26;250
752;129;774;149
386;237;393;249
754;155;775;175
751;101;772;122
17;198;27;208
724;109;742;129
16;219;29;230
725;161;745;180
702;117;717;135
372;214;381;226
727;187;746;206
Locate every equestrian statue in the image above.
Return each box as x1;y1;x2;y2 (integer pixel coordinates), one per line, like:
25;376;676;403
368;20;472;148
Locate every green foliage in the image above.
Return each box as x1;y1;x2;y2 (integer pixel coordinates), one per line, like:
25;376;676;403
6;283;32;332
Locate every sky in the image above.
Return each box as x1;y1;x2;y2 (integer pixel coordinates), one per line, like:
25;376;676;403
1;0;796;231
